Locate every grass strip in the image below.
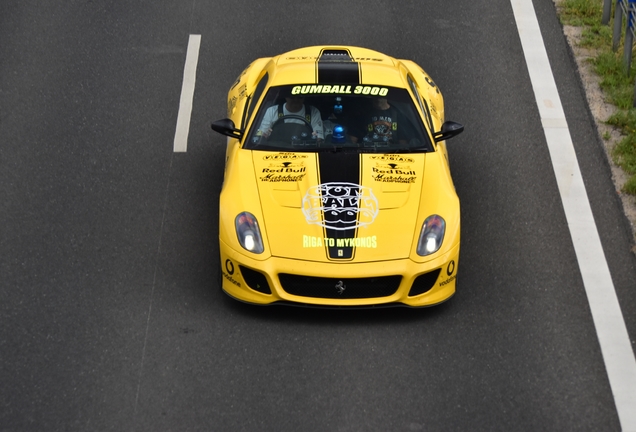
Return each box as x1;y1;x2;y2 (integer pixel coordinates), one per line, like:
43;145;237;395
558;0;636;194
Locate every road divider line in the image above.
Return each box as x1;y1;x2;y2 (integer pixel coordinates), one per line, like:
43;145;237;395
511;1;636;430
173;34;201;152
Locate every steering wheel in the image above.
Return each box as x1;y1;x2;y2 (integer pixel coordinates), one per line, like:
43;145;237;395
268;115;314;141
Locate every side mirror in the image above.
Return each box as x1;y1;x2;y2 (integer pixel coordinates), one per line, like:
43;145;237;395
211;118;243;139
433;121;464;143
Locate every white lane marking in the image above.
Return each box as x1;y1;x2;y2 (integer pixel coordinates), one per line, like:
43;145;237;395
173;34;201;152
511;1;636;429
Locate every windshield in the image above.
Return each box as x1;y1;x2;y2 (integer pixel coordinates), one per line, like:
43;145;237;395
243;84;434;153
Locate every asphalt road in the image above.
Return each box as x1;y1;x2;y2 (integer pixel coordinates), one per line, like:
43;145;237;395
1;0;635;431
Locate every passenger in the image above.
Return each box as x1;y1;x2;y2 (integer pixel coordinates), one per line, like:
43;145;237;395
258;92;324;141
349;97;414;146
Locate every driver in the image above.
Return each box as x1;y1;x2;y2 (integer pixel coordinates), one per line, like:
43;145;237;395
258;91;324;141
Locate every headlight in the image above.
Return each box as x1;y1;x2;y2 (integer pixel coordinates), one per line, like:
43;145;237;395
417;215;445;256
235;212;264;254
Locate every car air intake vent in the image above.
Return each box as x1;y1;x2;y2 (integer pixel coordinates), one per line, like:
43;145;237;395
318;49;360;84
320;50;353;61
408;269;441;297
239;265;271;294
278;274;401;299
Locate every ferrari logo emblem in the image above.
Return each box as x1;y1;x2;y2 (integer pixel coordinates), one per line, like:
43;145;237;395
335;280;346;295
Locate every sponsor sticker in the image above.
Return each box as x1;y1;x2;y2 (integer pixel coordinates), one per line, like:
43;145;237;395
284;57;383;61
372;162;416;183
260;161;306;182
222;259;241;287
302;235;377;248
369;155;415;163
439;274;456;287
439;261;457;287
227;96;237;116
263;153;308;160
291;85;389;96
447;260;455;276
302;182;379;230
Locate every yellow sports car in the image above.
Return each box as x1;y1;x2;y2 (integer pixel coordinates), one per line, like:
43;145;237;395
211;46;463;307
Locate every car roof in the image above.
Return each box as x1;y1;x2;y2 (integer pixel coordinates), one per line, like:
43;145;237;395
264;46;408;88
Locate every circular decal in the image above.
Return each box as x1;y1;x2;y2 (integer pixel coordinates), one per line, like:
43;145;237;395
302;182;379;231
447;260;455;276
225;259;235;275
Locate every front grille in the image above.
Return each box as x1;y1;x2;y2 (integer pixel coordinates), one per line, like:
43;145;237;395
239;266;271;294
278;274;401;299
408;269;441;297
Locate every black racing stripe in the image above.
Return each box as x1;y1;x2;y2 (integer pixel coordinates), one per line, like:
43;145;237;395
317;152;361;260
317;49;361;84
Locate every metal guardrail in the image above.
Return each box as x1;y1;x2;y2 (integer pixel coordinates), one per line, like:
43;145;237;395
604;0;613;24
613;0;636;69
607;0;636;104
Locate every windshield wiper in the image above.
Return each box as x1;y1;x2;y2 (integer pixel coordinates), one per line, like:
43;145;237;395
314;145;363;153
383;147;431;153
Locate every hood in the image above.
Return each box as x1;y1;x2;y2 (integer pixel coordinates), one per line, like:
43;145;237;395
254;151;426;263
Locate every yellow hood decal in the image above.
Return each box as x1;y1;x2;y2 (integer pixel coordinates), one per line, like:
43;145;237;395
254;151;426;262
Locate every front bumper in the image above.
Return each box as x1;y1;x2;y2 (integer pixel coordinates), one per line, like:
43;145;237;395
219;239;459;307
